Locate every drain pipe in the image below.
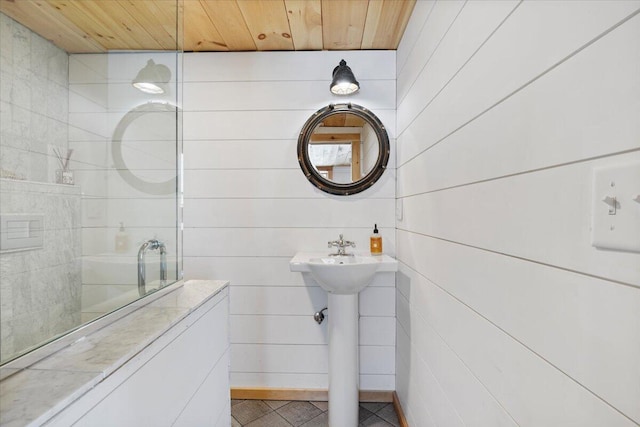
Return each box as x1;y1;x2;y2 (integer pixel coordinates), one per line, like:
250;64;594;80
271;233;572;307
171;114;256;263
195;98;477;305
314;307;328;324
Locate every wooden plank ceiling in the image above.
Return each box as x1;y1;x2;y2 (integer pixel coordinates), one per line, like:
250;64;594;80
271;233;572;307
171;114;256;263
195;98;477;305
0;0;416;53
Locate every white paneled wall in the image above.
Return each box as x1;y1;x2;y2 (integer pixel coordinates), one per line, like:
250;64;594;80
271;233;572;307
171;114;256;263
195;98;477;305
396;1;640;426
183;51;397;391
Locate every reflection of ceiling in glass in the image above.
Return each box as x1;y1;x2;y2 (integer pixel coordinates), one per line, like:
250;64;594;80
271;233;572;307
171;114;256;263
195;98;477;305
309;143;352;167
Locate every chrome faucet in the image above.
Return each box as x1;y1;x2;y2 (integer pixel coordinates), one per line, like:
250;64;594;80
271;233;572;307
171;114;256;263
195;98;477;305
138;239;167;297
328;234;356;256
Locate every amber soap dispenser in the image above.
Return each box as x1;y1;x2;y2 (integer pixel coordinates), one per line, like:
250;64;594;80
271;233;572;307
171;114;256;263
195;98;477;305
370;224;382;255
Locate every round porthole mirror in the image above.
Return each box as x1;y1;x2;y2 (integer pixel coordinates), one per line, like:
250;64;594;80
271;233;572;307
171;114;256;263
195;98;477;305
297;103;390;196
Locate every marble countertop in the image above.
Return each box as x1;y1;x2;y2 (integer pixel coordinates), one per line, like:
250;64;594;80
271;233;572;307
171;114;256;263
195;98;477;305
0;280;228;427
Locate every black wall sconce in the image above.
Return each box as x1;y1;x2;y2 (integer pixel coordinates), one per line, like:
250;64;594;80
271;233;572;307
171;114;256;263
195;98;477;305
330;59;360;95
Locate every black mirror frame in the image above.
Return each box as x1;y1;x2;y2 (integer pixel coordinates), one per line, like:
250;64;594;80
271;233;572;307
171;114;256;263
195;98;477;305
297;103;390;196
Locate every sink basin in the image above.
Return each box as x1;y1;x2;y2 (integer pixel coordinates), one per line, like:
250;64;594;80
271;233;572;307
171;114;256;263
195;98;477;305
290;252;397;294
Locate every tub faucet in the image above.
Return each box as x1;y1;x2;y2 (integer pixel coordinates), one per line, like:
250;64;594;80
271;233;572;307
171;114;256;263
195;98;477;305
138;239;167;297
328;234;355;256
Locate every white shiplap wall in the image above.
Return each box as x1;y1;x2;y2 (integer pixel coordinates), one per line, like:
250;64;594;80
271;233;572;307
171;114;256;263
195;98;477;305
396;1;640;426
183;51;397;390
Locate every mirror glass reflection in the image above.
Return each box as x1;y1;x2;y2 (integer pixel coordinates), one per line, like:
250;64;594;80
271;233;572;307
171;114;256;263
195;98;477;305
307;115;379;185
121;111;176;183
112;102;178;195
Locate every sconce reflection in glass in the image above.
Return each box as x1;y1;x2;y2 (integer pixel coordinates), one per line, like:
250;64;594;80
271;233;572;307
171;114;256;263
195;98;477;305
132;59;171;94
330;59;360;95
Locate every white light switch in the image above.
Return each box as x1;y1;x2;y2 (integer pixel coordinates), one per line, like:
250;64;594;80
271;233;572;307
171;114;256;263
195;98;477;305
591;162;640;252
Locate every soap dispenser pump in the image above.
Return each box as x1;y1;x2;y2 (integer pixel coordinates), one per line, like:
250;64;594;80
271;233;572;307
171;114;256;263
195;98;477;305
115;222;130;253
370;224;382;255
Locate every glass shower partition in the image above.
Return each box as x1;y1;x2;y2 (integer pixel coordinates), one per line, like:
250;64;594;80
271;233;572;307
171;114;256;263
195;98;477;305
71;51;182;323
0;7;183;366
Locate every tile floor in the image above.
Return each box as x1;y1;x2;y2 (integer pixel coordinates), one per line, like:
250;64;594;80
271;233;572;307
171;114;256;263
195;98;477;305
231;399;400;427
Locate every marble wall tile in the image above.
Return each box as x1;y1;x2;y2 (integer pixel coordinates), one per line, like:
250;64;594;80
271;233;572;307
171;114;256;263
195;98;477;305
0;179;82;363
0;321;14;362
10;21;30;71
10;72;32;111
0;13;68;183
7;103;29;139
0;15;12;66
0;279;12;321
30;72;48;115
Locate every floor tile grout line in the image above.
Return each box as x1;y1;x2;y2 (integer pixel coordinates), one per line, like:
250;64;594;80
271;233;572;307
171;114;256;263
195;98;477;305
232;399;399;426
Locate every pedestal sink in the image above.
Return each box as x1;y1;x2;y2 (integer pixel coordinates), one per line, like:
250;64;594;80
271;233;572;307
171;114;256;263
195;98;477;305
290;252;398;427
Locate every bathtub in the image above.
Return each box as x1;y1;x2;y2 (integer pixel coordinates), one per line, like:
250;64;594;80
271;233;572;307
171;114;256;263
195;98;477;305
0;280;230;427
81;253;177;322
80;282;164;323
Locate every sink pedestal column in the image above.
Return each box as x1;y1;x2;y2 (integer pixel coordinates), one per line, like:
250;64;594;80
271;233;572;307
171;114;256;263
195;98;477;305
327;293;359;427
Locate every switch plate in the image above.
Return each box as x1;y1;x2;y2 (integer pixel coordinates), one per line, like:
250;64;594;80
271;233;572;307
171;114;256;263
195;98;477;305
591;162;640;252
396;198;403;221
0;214;44;252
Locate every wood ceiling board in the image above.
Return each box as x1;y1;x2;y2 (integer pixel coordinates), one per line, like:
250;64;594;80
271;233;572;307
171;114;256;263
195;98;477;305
310;133;361;143
236;0;294;51
360;0;382;49
321;0;368;50
116;1;179;50
0;0;104;53
362;0;415;49
164;0;187;50
344;115;366;127
199;0;256;51
46;0;135;50
183;0;228;51
81;0;165;50
322;115;346;127
2;0;414;53
62;1;120;49
284;0;323;50
321;114;366;127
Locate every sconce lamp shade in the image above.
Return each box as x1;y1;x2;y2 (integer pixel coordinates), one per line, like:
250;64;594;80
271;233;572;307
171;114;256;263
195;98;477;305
132;59;171;94
330;59;360;95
